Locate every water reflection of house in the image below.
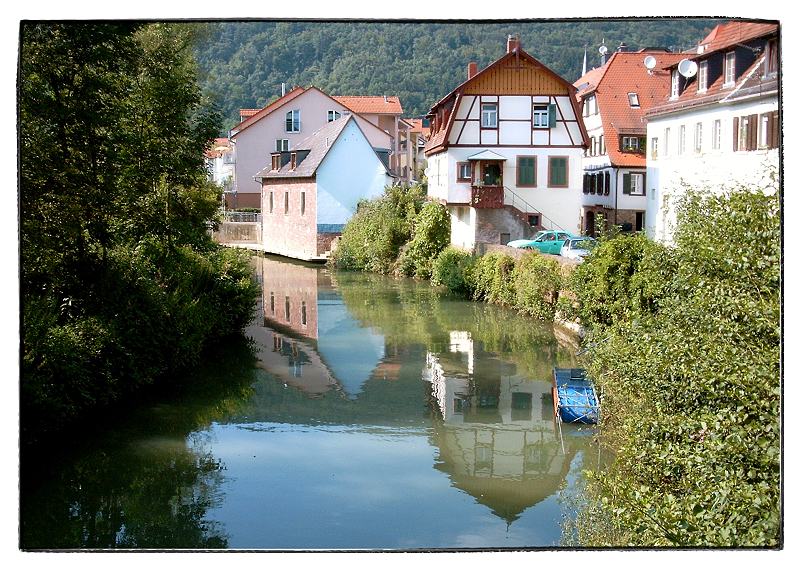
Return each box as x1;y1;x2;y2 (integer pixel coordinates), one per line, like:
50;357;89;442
252;255;386;399
423;331;575;524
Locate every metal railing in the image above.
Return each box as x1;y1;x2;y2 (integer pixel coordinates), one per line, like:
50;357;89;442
503;186;567;233
223;211;262;223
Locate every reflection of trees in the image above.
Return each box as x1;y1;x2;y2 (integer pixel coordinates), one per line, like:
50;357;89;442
20;338;259;549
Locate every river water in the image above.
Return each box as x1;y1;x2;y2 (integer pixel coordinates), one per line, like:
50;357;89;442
20;254;598;550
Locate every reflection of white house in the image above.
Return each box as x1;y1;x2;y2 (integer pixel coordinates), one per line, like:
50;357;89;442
425;34;588;250
644;21;779;243
423;331;573;523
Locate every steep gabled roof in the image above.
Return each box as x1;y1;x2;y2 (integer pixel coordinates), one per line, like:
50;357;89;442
697;21;778;57
575;50;685;167
231;87;307;136
332;96;403;115
255;115;391;180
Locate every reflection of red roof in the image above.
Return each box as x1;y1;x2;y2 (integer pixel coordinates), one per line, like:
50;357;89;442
698;21;777;56
575;51;685;167
332;96;403;115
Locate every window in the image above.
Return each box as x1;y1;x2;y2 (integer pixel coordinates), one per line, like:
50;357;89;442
623;172;646;196
589;174;596;195
269;292;275;314
724;51;736;86
698;61;708;92
664;127;671;156
694;122;703;153
622;136;644;152
599;135;605;155
671;69;680;98
590;137;596;156
301;301;307;326
456;162;472;182
284;296;290;321
516;156;536;187
285;109;300;132
528;214;540;227
651;137;659;159
765;39;778;75
284;191;289;213
533;104;549;128
598;172;604;195
500;233;511;245
584;95;597;116
636;211;645;232
679;125;686;155
735;115;759;151
712;119;721;150
276;139;289;152
300;191;306;215
327;110;341;122
269;191;274;213
628;92;640;107
481;162;502;186
583;173;590;194
290;152;297;170
605;171;611;196
481;103;497;128
271;155;281;171
548;156;568;187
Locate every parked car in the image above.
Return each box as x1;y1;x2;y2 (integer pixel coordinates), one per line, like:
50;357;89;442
508;230;576;255
560;237;596;262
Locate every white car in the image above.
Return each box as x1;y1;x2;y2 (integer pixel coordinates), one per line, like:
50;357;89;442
560;237;596;262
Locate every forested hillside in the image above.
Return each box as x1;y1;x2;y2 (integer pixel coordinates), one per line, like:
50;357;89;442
195;19;721;130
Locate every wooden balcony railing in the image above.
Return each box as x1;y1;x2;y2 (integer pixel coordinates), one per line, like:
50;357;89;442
470;185;504;209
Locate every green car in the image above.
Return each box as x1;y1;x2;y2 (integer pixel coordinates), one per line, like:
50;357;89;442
508;230;576;255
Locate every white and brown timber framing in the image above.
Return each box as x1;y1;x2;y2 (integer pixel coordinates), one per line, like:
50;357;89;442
425;47;589;156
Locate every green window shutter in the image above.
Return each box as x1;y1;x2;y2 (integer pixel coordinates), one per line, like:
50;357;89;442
623;172;631;194
548;104;557;128
518;157;536;186
550;157;567;186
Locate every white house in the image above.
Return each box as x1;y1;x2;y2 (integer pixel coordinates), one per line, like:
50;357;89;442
424;35;589;250
645;21;779;243
204;137;235;203
230;87;400;209
575;48;685;235
254;115;393;261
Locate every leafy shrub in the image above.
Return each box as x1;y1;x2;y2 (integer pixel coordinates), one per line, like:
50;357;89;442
512;251;562;320
471;252;517;305
329;184;425;273
395;201;450;279
431;247;475;295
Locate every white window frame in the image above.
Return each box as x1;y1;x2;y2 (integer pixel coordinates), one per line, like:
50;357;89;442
628;92;640;107
679;125;686;155
724;51;736;87
712;119;721;150
671;69;680;99
481;103;498;128
276;139;289;152
622;136;639;151
599;135;605;155
327;110;341;122
694;122;703;153
285;109;301;133
759;114;770;148
664;127;670;156
630;173;645;196
532;104;549;128
651;137;659;160
698;61;708;92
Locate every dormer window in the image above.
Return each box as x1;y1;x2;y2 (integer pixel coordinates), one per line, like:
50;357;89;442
271;154;281;171
481;103;498;128
627;92;639;107
327;110;341;122
583;95;597;116
290;152;297;170
670;69;680;99
765;39;778;76
698;61;708;93
724;51;736;87
286;109;300;132
621;136;646;153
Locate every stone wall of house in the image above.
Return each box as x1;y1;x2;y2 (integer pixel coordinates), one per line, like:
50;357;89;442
261;178;319;261
474;206;536;245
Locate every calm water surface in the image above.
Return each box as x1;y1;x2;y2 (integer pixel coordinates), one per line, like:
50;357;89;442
21;255;598;550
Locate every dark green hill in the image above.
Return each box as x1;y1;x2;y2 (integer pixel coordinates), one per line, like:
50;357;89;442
194;19;722;131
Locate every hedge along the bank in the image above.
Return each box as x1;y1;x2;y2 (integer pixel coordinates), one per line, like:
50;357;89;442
512;251;563;320
431;246;476;295
395;200;450;279
471;252;517;306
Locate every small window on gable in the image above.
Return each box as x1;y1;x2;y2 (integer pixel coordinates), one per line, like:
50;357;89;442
286;109;300;132
276;139;289;152
671;69;680;99
533;104;549;128
628;92;639;107
724;51;736;86
327;110;341;122
481;103;498;128
698;61;708;92
456;162;472;182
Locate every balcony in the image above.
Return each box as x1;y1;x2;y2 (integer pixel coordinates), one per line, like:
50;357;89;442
470;184;504;209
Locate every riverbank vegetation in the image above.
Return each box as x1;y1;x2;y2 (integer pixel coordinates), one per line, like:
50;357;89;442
20;23;259;443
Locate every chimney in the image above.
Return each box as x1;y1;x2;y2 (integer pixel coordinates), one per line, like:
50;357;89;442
507;34;521;53
467;61;478;79
617;42;628;52
281;82;286;96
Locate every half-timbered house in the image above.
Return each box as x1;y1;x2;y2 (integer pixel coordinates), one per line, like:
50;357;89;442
424;35;589;250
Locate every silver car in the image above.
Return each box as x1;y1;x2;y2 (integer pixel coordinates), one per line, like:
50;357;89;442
560;237;596;262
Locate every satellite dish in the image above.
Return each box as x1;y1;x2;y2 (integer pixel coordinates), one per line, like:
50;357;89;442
643;55;657;70
598;45;608;55
678;59;698;78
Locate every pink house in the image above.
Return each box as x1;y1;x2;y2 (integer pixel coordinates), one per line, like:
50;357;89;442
230;86;406;210
255;115;393;261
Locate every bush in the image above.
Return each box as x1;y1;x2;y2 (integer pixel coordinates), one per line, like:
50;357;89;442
471;252;517;305
431;247;475;295
395;201;450;279
512;251;562;320
329;184;425;273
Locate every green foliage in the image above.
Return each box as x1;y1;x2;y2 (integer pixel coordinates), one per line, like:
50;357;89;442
395;201;450;279
193;20;719;129
329;184;425;273
512;252;563;320
431;247;476;295
572;186;780;547
471;252;517;306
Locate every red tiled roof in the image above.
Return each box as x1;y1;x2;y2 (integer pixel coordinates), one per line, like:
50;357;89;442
239;109;260;119
404;118;430;137
575;51;685;167
204;137;231;159
698;21;777;57
332;96;403;115
231;86;307;135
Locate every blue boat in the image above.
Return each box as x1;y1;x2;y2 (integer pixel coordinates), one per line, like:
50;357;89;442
552;368;599;424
